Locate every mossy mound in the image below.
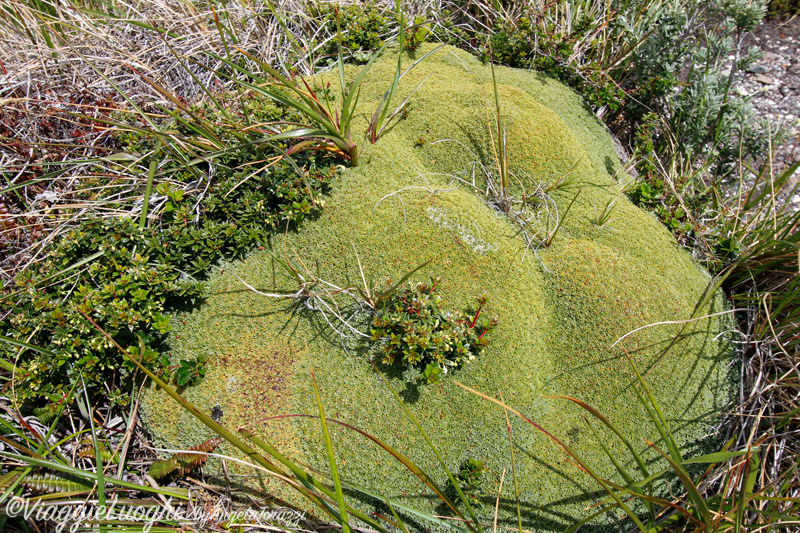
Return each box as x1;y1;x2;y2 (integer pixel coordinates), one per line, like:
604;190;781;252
141;44;733;530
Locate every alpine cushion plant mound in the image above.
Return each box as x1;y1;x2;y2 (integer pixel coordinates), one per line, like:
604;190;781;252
371;278;498;384
142;45;735;529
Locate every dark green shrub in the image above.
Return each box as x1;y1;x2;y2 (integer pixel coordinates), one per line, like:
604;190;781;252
308;2;396;62
452;458;487;508
371;278;498;384
482;18;625;113
174;356;208;388
768;0;800;17
0;116;334;403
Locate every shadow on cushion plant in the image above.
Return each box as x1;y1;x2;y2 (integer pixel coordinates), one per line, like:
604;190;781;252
458;337;797;532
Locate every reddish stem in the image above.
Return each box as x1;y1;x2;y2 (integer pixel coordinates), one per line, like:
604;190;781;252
469;304;483;328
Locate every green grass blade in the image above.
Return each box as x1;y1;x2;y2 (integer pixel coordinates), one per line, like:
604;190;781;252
374;259;432;305
546;189;581;246
621;346;682;461
82;379;106;532
340;41;391;132
0;334;56;357
335;7;346;105
310;367;351;533
237;429;388;530
266;413;465;518
0;420;44;457
648;443;710;525
383;496;411;533
344;483;474;533
547;395;651;478
734;448;760;532
0;452;186;498
0;169;71;195
456;382;650;531
499;393;522;533
682;449;759;464
368;362;483;533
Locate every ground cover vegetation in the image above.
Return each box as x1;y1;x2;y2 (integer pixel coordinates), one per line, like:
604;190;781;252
141;42;737;528
0;0;796;531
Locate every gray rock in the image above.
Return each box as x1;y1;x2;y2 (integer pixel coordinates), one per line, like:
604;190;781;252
754;74;775;84
780;86;791;96
747;64;770;74
763;51;781;61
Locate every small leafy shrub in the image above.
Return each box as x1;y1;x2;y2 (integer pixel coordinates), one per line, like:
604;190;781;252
768;0;800;16
625;0;766;164
482;19;625;113
404;15;430;51
0;103;335;403
174;356;208;388
370;278;498;384
309;2;395;62
452;458;487;508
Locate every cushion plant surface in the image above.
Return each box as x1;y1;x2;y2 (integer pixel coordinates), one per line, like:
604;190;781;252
142;44;733;530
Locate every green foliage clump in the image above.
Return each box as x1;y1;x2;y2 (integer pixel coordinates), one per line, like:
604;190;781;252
482;18;625;112
768;0;800;16
403;15;430;51
371;278;497;384
174;355;209;388
627;0;766;167
470;0;769;266
0;113;334;402
309;2;395;62
452;458;487;508
479;0;766;180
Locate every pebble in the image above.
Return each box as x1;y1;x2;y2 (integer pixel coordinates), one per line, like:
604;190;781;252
748;64;770;74
730;19;800;209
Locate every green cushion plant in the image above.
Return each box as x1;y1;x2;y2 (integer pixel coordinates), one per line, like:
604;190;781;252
142;44;734;529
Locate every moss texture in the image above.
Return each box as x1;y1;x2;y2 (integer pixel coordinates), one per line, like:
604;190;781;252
141;44;733;530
